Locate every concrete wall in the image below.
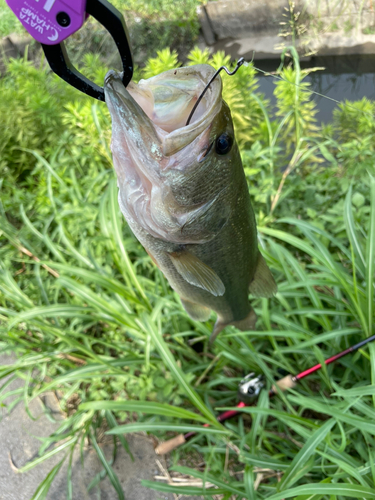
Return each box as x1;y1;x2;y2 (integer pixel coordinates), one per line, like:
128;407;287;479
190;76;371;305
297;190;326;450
0;34;34;74
204;0;289;39
198;0;375;60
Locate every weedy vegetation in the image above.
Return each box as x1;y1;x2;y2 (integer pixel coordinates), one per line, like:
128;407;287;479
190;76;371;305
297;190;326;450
0;0;201;71
0;43;374;499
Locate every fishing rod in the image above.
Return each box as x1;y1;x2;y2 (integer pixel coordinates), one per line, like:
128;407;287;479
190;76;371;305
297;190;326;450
155;333;375;455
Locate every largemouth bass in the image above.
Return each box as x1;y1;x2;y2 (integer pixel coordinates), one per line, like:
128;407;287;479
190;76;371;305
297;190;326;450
104;64;277;341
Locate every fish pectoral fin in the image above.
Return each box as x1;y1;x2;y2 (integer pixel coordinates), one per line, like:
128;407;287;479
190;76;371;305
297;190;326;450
181;298;211;321
210;309;257;344
168;250;225;297
249;252;277;298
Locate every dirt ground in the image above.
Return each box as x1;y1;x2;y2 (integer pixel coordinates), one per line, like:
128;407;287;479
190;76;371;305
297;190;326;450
0;354;201;500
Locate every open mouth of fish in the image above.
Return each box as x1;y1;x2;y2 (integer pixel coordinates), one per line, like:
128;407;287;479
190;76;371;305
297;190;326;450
104;64;222;153
104;65;223;242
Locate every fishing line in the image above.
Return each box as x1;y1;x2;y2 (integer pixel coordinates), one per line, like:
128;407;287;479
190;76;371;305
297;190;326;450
186;57;245;126
186;53;375;124
251;61;375;120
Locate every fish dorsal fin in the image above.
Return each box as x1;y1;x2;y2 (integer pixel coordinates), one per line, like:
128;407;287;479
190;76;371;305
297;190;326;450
249;252;277;298
181;298;211;321
169;250;225;297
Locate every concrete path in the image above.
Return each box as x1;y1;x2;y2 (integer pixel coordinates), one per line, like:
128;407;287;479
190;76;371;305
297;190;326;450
0;354;201;500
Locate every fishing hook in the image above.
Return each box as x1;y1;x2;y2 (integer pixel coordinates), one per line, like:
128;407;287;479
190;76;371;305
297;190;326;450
185;57;246;127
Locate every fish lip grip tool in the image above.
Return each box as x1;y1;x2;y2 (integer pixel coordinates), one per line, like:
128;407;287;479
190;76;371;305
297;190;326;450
6;0;133;101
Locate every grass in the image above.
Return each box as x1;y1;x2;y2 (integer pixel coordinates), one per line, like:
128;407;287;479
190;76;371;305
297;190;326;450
0;48;375;498
1;132;375;498
0;0;25;37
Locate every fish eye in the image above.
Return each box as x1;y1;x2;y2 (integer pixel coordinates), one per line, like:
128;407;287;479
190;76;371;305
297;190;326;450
215;133;233;155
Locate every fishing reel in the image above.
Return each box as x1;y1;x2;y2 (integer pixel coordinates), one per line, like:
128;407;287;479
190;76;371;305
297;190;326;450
237;372;265;404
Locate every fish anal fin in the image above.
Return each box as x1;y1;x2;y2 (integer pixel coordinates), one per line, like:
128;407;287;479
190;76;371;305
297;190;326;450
181;298;211;321
168;250;225;297
249;252;277;298
210;309;257;344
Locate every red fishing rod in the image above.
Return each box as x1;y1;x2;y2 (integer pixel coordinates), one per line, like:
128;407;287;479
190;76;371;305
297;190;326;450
156;333;375;455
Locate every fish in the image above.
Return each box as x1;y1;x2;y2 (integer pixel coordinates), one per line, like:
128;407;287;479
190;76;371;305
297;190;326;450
104;64;277;342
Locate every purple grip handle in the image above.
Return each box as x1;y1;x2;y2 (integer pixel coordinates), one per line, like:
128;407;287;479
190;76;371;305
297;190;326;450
6;0;86;45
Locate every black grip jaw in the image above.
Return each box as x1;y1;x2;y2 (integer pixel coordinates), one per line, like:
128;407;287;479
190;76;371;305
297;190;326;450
41;0;133;101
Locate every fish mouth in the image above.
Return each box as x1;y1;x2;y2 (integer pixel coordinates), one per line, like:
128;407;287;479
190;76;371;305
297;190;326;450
103;66;223;241
104;65;222;158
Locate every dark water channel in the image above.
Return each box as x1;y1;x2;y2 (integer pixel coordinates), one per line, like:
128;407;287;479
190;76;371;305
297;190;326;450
256;54;375;123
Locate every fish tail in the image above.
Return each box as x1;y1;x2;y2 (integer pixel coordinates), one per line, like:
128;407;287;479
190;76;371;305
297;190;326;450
209;308;257;344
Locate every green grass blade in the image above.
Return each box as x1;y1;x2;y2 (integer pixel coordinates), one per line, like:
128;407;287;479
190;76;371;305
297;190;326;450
21;148;67;188
279;217;351;261
58;224;94;269
344;186;366;271
81;400;210;423
244;465;257;500
45;263;141;307
107;422;230;435
219;407;317;434
105;410;133;460
38;358;143;394
66;448;74;500
142;480;225;496
280;328;360;352
259;227;316;258
223;329;307;339
333;385;375;397
366;174;375;336
30;457;65;500
90;432;125;500
108;180;150;308
287;395;375;434
142;316;220;426
19;437;77;473
370;342;375;408
58;277;136;328
267;483;375;500
318;450;372;488
277;419;335;491
8;305;95;329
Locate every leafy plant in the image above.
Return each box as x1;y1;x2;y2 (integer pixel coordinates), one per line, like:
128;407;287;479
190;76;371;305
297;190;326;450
0;0;25;36
273;47;320;153
333;98;375;144
142;47;180;79
0;56;80;182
